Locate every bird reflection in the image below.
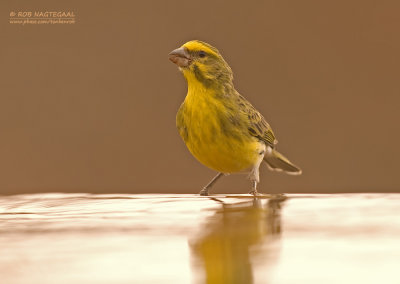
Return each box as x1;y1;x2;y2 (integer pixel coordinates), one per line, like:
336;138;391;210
190;195;286;284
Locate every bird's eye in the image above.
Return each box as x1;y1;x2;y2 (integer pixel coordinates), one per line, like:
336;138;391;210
199;51;206;58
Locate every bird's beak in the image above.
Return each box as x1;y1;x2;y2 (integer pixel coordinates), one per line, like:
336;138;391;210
169;47;191;68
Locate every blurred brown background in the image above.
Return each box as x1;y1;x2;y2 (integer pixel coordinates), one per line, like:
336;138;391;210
1;0;399;194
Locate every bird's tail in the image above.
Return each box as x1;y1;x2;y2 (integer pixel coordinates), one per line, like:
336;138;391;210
263;149;302;175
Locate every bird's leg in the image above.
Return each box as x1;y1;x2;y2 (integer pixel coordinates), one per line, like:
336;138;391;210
199;172;224;196
249;180;258;196
248;149;264;196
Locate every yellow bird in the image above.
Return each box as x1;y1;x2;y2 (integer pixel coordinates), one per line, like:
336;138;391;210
169;40;301;196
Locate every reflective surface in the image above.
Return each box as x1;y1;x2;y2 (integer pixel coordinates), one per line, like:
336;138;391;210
0;194;399;283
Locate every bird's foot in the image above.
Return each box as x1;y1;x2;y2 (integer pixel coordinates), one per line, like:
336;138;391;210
248;189;259;196
249;180;259;196
199;188;209;196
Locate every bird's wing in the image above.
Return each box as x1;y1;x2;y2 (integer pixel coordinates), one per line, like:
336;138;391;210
176;102;189;142
237;94;277;148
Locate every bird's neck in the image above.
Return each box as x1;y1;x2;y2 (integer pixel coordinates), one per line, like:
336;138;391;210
183;70;234;99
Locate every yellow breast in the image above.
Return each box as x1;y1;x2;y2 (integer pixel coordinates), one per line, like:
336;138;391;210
176;79;261;173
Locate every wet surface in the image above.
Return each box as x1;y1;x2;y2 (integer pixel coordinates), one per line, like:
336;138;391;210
0;193;399;284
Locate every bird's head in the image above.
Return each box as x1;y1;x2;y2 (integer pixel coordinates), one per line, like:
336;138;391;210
169;40;233;87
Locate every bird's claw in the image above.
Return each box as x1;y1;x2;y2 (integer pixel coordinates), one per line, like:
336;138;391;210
249;190;258;196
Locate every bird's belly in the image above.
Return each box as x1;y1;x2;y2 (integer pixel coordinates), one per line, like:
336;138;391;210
176;91;264;173
184;122;261;174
